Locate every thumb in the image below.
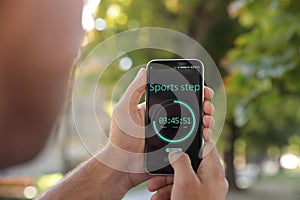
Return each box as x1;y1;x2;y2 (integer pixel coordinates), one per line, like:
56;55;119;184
112;68;146;138
198;141;225;182
119;68;146;111
169;151;196;180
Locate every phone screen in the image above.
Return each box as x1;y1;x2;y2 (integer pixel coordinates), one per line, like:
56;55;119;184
145;59;204;174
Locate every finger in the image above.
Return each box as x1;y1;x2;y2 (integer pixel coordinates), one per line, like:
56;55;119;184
204;86;214;100
169;151;195;180
138;102;146;110
150;185;173;200
198;141;225;182
137;102;146;125
203;115;215;128
147;176;174;192
203;101;215;115
203;128;212;141
120;68;146;111
138;102;146;116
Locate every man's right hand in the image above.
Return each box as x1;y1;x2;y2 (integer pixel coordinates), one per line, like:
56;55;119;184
147;142;228;200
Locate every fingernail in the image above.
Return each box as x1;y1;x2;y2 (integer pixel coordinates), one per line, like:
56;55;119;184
136;68;144;77
210;117;215;127
169;150;182;162
203;129;212;141
202;141;215;157
211;104;215;113
209;88;214;97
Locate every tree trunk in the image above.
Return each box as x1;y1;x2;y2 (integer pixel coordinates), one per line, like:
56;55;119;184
224;119;239;190
188;0;221;43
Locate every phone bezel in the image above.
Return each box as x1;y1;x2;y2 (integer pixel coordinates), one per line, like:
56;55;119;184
144;59;204;175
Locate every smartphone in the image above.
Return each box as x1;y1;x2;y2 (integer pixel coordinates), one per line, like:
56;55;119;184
145;59;204;175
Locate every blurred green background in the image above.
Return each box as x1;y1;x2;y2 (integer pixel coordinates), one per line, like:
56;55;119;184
81;0;300;199
1;0;300;199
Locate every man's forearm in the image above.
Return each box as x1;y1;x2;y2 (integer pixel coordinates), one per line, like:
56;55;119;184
38;148;131;200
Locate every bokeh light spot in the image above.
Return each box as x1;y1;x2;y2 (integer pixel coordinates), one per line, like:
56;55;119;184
95;18;107;31
119;57;133;71
23;186;37;199
107;5;121;19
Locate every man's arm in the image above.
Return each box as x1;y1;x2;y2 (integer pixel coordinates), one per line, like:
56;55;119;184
38;148;131;200
0;0;84;168
37;69;217;199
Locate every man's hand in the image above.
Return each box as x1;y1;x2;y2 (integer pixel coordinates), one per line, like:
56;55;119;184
104;68;216;191
147;142;229;200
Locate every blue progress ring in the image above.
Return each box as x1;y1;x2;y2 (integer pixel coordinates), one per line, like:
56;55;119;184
152;100;196;143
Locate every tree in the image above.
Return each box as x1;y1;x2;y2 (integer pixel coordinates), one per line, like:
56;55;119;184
80;0;238;102
224;0;300;189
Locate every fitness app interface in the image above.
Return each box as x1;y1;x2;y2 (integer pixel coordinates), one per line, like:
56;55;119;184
145;60;203;174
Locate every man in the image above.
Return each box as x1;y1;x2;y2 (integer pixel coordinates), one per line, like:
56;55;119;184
0;0;228;199
1;0;84;167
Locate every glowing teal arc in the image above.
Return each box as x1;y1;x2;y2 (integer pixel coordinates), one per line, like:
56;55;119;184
153;100;196;143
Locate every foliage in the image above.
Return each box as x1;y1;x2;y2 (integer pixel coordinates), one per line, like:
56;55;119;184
81;0;204;104
36;173;63;193
80;0;236;105
225;0;300;155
